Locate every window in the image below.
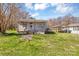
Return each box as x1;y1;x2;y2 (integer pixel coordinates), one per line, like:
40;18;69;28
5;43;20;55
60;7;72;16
78;27;79;30
73;26;79;31
73;27;75;30
23;24;27;27
40;24;44;28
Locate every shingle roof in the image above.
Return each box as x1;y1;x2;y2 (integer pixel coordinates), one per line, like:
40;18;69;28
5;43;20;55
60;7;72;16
52;25;61;28
52;24;66;27
19;19;47;23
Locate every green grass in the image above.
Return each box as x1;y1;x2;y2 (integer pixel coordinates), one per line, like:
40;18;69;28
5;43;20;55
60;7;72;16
0;31;79;56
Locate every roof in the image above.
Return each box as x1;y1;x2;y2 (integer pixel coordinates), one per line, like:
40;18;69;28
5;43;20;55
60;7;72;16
52;23;79;28
52;25;66;28
68;23;79;27
52;25;61;28
18;19;47;23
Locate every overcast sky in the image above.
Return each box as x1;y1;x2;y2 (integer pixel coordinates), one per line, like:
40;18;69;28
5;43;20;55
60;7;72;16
21;3;79;20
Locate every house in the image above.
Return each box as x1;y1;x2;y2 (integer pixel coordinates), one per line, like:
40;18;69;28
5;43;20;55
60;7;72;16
52;25;66;32
67;23;79;34
52;23;79;34
52;25;64;32
17;19;48;34
59;23;79;34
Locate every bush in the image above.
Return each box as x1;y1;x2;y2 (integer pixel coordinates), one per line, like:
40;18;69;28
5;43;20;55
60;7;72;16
45;28;55;34
45;31;55;34
58;30;71;33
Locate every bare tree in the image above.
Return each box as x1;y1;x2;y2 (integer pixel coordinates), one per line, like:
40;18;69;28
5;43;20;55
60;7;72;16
0;3;29;33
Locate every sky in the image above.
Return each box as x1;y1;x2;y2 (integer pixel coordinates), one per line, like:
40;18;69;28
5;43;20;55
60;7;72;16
20;3;79;20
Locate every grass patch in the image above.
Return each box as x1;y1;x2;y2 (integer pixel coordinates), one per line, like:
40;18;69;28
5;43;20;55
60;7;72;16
0;31;79;56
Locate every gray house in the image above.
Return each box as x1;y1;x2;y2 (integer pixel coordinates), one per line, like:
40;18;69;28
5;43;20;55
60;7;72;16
62;23;79;34
17;19;48;34
52;23;79;34
67;23;79;34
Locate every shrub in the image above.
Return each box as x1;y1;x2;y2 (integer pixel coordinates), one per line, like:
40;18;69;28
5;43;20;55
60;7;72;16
45;28;55;34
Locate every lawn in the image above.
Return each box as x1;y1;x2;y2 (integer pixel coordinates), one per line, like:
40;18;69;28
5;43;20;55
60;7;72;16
0;31;79;56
